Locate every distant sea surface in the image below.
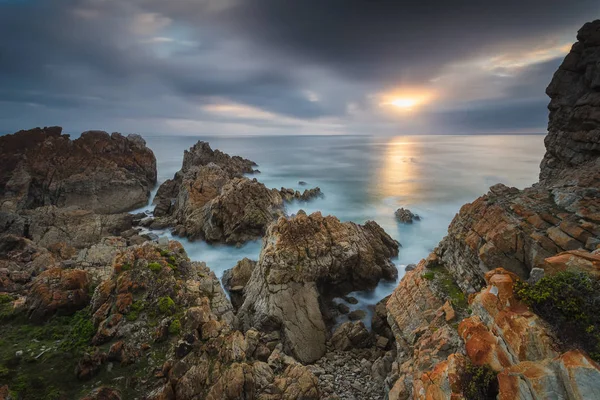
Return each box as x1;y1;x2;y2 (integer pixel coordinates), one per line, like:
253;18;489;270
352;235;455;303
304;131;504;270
137;134;545;320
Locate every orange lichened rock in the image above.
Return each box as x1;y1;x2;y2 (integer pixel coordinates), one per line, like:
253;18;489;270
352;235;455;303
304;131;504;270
497;350;600;400
543;250;600;277
27;267;90;322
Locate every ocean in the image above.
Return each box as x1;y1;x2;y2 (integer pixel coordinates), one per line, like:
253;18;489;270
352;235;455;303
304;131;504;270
135;134;546;322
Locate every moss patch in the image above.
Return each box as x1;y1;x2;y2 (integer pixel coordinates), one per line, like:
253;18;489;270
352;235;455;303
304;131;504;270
459;361;499;400
148;262;162;273
515;270;600;361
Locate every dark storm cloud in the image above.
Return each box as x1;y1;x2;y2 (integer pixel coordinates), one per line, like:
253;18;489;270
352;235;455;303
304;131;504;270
0;0;598;134
180;0;599;82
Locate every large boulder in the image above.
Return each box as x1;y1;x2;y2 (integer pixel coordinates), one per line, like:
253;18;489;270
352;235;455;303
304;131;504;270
238;210;399;363
0;127;157;214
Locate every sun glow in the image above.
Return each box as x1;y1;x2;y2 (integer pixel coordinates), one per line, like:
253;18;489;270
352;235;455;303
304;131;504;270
389;97;418;109
379;89;435;112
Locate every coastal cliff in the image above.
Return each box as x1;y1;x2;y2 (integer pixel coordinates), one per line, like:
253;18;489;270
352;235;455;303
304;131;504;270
385;20;600;399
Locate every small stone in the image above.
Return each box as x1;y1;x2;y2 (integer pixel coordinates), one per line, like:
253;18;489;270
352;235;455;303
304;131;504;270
405;264;417;272
15;350;23;357
344;296;359;305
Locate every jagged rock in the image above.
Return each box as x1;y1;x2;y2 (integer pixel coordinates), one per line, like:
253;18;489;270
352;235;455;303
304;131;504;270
238;210;398;363
152;142;323;244
432;21;600;294
394;208;420;223
278;187;323;202
497;350;600;400
152;141;257;215
331;321;372;350
0;127;156;214
386;259;464;399
222;257;256;309
27;267;90;322
185;177;285;244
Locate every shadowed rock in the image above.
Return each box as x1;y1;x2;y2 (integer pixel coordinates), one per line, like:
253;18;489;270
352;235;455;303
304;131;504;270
238;210;399;363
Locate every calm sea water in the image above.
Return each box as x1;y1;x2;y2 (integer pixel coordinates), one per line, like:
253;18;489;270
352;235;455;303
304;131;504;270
136;135;545;320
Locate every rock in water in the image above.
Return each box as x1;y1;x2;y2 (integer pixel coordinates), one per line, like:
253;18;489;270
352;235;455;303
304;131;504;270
152;141;323;244
394;208;420;223
238;210;399;363
0;127;157;214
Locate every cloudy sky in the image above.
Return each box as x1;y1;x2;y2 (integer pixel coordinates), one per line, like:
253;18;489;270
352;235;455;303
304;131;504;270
0;0;598;136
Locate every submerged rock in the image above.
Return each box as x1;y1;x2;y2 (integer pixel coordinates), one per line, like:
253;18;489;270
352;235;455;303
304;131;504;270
238;210;399;363
0;127;157;214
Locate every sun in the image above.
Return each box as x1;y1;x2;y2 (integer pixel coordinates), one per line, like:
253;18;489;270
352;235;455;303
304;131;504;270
379;89;435;112
389;98;418;109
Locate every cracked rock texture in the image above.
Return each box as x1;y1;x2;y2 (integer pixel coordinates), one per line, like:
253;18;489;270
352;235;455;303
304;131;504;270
238;210;399;363
0;127;157;214
432;21;600;294
385;20;600;400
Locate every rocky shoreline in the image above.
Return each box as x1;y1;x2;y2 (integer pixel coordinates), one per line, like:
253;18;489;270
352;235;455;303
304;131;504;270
0;20;599;400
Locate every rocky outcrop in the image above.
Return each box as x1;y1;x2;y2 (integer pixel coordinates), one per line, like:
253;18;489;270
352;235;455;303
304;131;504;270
0;127;157;214
432;22;600;293
541;20;600;183
173;176;287;244
152;141;324;244
387;266;600;399
395;208;420;224
152;141;257;217
238;210;399;363
278;187;323;202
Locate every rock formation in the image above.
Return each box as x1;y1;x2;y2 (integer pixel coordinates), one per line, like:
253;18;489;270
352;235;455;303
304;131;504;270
384;20;600;399
152;141;323;244
431;21;600;293
0;127;157;214
395;208;420;224
238;210;399;363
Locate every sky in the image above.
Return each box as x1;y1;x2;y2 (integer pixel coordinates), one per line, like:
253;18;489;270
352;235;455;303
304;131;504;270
0;0;598;136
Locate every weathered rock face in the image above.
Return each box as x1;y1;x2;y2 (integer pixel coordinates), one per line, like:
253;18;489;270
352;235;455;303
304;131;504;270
386;259;464;399
430;21;600;295
542;20;600;183
153;141;257;217
175;176;286;244
0;127;157;214
238;210;399;363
